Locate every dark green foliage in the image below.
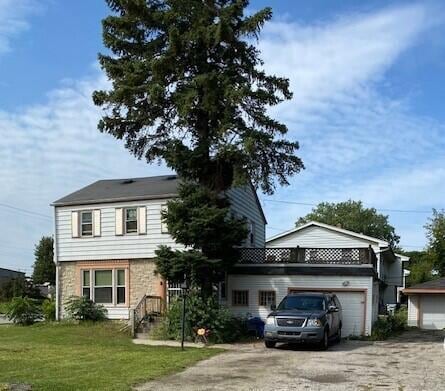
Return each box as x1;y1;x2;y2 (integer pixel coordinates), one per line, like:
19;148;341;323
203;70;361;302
153;291;247;343
94;0;303;194
6;296;42;325
65;296;107;321
0;276;41;300
425;209;445;276
404;250;436;286
370;308;407;340
32;236;55;285
42;298;56;321
297;200;400;247
155;183;247;290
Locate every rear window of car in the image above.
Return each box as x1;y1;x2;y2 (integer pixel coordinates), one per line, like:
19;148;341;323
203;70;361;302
278;295;325;311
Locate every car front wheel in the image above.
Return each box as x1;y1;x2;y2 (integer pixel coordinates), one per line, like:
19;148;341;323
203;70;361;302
265;340;276;348
319;329;329;350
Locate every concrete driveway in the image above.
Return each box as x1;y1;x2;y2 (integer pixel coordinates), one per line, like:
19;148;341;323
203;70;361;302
136;329;445;391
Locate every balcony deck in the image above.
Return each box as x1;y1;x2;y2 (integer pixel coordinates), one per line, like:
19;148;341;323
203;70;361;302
239;246;377;269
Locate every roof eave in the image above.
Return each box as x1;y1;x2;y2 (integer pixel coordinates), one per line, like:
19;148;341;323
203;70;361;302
52;193;178;207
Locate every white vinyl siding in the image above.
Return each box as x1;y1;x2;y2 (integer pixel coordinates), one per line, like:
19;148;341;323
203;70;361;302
56;200;184;262
227;186;265;248
227;274;373;336
267;225;380;251
407;295;420;327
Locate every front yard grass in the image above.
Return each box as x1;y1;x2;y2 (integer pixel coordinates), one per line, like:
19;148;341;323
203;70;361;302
0;322;221;390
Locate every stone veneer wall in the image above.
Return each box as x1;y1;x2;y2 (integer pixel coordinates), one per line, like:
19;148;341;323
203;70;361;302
129;259;159;307
57;259;160;318
57;261;77;319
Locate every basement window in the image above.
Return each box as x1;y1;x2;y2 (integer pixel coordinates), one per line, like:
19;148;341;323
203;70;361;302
232;290;249;306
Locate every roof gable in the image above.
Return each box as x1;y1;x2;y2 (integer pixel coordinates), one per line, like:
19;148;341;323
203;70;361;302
267;221;388;247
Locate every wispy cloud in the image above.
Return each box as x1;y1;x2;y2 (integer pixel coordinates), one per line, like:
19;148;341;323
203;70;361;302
258;4;445;247
0;72;171;271
0;3;443;271
0;0;39;54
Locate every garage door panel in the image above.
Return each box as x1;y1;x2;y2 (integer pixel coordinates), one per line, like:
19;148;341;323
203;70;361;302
288;288;365;336
335;292;365;337
421;296;445;330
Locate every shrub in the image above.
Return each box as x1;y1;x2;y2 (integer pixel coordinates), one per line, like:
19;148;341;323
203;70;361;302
6;296;42;325
42;298;56;321
65;296;107;321
371;308;407;340
0;277;41;300
153;291;248;343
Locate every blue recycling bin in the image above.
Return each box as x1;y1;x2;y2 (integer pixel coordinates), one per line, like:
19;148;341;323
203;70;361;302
247;317;265;338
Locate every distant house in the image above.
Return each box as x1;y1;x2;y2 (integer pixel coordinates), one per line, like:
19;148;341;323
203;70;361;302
403;277;445;330
0;267;25;287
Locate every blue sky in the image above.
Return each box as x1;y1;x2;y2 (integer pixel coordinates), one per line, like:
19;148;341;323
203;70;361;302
1;0;444;274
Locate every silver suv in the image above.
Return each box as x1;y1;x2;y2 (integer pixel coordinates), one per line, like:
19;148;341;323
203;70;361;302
264;292;342;350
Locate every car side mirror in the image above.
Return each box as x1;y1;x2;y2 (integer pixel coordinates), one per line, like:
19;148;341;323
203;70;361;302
270;304;276;311
328;305;339;312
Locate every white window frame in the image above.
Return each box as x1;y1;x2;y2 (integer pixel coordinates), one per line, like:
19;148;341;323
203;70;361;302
81;268;127;307
115;269;126;305
125;207;138;234
93;269;114;305
80;211;93;237
81;270;91;298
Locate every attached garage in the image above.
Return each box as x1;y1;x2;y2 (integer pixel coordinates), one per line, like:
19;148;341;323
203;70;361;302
227;269;375;336
288;288;366;336
404;278;445;330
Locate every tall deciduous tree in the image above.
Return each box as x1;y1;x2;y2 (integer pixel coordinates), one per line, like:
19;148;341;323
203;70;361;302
32;236;55;285
95;0;303;294
296;200;400;248
425;209;445;276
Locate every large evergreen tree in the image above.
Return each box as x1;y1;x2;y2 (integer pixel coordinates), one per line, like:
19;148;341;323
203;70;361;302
95;0;303;293
32;236;55;285
296;200;400;248
94;0;302;193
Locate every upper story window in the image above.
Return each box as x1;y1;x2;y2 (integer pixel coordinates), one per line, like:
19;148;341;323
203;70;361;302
125;208;138;234
80;211;93;237
248;221;255;246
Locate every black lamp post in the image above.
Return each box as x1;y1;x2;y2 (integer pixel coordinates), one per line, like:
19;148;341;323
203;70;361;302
180;276;189;351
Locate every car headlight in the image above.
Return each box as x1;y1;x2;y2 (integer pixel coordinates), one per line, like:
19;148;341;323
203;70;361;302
266;316;275;325
306;318;323;327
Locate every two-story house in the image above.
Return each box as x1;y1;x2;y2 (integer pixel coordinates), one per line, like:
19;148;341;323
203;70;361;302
53;175;406;336
52;175;266;321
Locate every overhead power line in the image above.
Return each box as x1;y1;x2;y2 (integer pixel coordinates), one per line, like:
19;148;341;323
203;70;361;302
262;199;434;214
0;203;52;220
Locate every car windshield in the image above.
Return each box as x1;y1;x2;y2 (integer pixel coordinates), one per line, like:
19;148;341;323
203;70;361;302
278;295;325;311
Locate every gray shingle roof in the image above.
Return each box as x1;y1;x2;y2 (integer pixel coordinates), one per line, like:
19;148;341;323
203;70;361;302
408;277;445;290
52;175;179;206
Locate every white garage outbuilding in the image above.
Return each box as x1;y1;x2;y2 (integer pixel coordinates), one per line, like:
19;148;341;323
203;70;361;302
404;278;445;330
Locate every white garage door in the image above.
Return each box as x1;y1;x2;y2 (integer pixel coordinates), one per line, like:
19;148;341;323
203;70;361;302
334;291;366;336
421;295;445;330
288;289;366;336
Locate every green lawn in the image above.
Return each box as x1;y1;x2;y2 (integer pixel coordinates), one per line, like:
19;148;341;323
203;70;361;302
0;322;221;390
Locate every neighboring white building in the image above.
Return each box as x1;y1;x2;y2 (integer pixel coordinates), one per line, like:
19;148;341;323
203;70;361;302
227;222;407;336
404;278;445;330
